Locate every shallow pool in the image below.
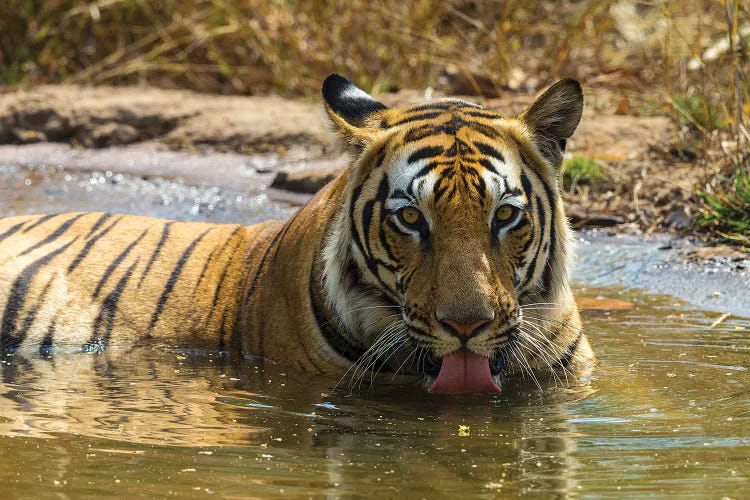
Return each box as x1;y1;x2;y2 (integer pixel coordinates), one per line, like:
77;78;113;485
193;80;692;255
0;164;748;498
0;287;748;498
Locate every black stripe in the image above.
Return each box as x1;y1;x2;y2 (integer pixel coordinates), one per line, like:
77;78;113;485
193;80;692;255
467;122;500;139
308;260;367;363
242;226;285;353
19;214;85;256
147;229;212;333
477;158;499;175
407;146;443;165
391;111;444;126
518;172;535;260
405;101;460;113
15;277;54;342
68;215;123;273
556;331;583;369
462;109;501;118
205;237;243;349
92;229;148;299
474;142;506;164
1;237;79;351
195;226;242;292
85;259;139;351
85;212;113;239
210;249;237;309
521;195;545;291
40;320;56;356
0;220;28;244
138;221;174;287
519;155;558;297
402;124;435;143
22;214;57;233
412;160;442;181
539;180;558;296
218;309;229;352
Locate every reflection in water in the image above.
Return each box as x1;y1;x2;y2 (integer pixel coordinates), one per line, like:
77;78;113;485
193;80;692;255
0;289;748;497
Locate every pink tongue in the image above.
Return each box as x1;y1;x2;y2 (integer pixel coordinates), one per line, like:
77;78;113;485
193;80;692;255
428;351;501;394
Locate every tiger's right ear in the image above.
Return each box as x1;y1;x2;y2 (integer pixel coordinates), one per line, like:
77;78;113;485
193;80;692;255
322;74;387;147
519;78;583;168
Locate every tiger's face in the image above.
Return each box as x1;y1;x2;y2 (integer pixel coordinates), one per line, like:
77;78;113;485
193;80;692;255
321;75;584;394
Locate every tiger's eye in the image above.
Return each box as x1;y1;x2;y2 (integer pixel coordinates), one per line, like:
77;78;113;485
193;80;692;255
399;207;422;226
495;205;515;223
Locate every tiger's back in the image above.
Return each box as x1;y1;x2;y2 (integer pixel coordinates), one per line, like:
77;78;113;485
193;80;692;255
0;212;280;352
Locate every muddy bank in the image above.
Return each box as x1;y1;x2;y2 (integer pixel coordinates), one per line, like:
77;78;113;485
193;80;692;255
0;86;675;208
0;84;673;157
0;85;332;156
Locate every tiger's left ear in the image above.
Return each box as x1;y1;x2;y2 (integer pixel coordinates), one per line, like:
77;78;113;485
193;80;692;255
322;74;387;148
519;78;583;168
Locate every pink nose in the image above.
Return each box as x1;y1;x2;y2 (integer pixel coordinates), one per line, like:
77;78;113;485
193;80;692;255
439;318;490;338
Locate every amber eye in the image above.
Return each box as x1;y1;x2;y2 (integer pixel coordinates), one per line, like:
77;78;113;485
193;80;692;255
494;205;517;224
398;207;424;227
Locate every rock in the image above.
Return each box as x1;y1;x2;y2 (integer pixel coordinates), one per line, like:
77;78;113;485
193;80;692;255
12;128;47;143
575;296;634;310
664;205;693;229
567;206;625;227
271;166;341;194
87;122;140;147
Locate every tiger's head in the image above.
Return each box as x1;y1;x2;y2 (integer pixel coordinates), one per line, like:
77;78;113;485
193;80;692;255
320;74;585;394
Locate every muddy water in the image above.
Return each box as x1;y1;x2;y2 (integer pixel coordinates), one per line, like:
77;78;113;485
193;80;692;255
1;164;749;498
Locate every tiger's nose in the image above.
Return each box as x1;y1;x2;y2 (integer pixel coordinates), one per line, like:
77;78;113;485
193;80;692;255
437;314;493;338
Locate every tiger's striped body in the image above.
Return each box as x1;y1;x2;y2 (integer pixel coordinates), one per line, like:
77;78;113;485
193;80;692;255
0;213;266;352
0;75;594;392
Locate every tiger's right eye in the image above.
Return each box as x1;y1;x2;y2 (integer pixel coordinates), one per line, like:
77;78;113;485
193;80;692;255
398;207;424;228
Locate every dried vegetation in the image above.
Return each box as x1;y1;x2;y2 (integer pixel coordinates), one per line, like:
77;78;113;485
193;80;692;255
0;0;748;244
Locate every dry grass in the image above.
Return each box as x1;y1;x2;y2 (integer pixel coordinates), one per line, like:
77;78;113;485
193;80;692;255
0;1;740;97
0;0;748;243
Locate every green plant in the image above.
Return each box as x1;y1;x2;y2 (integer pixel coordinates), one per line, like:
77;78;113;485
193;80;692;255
561;157;608;191
671;94;729;133
695;167;750;247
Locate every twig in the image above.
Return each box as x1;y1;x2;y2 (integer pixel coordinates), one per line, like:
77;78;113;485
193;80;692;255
709;312;731;329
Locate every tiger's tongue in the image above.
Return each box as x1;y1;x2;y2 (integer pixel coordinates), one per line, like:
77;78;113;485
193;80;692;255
428;351;501;394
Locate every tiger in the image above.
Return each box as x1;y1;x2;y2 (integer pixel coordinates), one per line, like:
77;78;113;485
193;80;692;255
0;74;593;394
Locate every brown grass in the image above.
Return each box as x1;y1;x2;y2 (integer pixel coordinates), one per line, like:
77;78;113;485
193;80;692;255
0;1;741;98
0;0;748;242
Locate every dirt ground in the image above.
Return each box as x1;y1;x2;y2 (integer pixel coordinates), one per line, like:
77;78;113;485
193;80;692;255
0;83;724;241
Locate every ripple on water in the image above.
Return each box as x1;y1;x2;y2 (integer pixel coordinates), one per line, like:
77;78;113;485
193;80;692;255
0;292;747;498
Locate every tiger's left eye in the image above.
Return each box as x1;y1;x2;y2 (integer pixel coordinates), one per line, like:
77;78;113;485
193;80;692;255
494;205;518;224
398;206;423;227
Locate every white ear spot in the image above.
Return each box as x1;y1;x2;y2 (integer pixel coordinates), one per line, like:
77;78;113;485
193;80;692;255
339;85;374;101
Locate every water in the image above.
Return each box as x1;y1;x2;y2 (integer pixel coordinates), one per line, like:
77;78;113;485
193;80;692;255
0;164;301;224
1;164;749;498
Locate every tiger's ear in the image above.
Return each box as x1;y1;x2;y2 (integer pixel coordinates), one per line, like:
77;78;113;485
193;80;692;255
520;78;583;168
322;74;387;148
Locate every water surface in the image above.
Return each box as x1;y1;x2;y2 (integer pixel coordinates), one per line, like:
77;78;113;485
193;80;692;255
1;292;747;498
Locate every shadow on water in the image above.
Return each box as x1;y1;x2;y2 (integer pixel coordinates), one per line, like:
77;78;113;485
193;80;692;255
0;164;749;497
